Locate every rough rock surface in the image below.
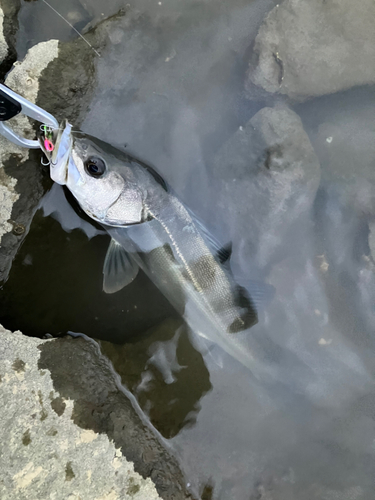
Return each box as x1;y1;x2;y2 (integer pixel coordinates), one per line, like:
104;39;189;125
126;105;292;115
369;223;375;262
0;326;193;500
0;39;59;282
246;0;375;101
0;0;21;76
0;326;161;500
297;88;375;217
0;6;8;63
212;105;320;270
37;22;98;126
0;10;122;283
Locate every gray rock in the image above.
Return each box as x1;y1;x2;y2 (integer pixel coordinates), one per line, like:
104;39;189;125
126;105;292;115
0;0;21;76
0;40;59;283
297;88;375;216
0;6;8;64
212;105;320;270
0;325;193;500
0;10;107;284
36;22;98;127
246;0;375;101
310;189;375;388
369;223;375;262
210;107;374;409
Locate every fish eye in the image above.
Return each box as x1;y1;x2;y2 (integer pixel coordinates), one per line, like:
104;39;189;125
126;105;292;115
84;157;106;178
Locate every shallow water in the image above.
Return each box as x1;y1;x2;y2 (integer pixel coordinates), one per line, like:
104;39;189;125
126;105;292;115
3;0;375;498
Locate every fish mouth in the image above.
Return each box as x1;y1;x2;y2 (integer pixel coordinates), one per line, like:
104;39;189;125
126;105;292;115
38;119;73;185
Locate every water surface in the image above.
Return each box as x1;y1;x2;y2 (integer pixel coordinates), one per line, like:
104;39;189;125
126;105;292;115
3;1;375;498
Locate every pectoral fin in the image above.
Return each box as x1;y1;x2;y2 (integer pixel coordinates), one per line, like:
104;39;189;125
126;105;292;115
103;238;139;294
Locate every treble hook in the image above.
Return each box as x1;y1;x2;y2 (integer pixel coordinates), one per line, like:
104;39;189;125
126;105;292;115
40;156;50;166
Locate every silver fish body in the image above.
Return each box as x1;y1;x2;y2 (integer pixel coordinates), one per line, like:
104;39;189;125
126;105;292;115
40;121;262;371
108;192;259;365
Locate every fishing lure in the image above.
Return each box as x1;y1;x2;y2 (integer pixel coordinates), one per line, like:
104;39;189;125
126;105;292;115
41;124;54;152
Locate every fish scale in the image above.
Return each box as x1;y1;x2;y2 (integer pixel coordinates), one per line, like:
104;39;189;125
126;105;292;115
111;191;256;339
40;120;262;371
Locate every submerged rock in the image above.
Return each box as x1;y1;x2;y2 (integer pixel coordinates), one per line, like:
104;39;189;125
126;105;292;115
369;223;375;262
246;0;375;101
297;88;375;217
212;105;320;270
211;106;373;407
0;326;193;500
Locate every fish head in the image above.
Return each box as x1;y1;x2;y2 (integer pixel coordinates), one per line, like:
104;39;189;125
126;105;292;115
39;120;146;226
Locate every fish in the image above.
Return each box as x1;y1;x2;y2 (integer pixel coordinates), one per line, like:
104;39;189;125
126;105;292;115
39;120;272;372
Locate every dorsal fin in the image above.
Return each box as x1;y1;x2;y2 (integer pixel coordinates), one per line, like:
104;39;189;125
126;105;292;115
130;159;168;191
184;205;233;265
217;242;232;264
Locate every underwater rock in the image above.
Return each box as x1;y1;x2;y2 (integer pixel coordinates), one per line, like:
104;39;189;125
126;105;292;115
299;88;375;217
311;189;375;390
246;0;375;101
212;105;320;270
0;325;193;500
369;223;375;262
0;40;59;283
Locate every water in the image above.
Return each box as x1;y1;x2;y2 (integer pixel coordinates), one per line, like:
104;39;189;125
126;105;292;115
16;0;124;58
3;0;375;498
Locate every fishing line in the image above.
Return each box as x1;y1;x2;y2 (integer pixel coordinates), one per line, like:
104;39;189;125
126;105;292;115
40;0;101;57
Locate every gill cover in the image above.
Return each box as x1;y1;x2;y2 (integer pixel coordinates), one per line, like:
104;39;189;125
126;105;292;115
68;132;146;226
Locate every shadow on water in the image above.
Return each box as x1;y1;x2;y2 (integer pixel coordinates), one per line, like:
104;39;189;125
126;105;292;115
0;184;212;439
0;204;178;342
99;319;212;439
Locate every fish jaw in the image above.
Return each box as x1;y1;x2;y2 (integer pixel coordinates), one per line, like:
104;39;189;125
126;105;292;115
49;121;73;185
